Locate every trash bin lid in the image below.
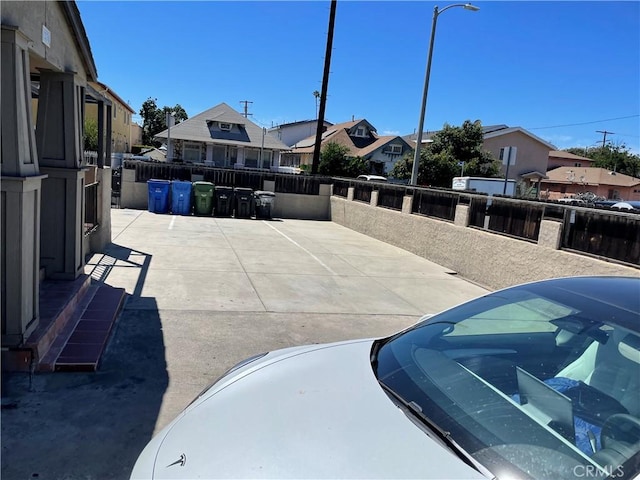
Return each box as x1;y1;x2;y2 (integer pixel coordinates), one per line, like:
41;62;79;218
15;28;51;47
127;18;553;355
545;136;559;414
254;191;276;197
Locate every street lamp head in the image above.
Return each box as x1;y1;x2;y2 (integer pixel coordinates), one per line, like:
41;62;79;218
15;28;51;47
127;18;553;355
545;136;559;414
463;3;480;11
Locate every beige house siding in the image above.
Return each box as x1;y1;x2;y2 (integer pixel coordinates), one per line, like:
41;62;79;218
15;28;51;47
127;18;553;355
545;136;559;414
483;131;551;179
130;123;143;146
86;84;135;153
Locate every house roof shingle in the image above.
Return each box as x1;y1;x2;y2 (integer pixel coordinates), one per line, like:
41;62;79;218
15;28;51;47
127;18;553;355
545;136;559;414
155;103;289;150
541;167;640;187
548;150;594;162
289;119;410;157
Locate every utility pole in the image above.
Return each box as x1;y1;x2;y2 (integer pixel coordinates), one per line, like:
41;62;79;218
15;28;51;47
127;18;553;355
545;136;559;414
311;0;337;175
596;130;614;148
239;100;253;118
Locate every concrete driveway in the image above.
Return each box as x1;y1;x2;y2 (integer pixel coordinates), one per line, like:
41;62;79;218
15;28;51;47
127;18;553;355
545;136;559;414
2;209;488;480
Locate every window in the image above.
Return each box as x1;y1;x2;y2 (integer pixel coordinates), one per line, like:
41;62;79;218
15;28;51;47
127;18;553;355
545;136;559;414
183;142;201;162
355;126;366;137
386;144;402;154
219;122;232;131
245;148;259;168
574;162;582;167
212;145;226;165
261;150;272;169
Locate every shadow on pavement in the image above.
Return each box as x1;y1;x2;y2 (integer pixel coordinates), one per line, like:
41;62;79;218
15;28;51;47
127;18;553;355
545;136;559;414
1;243;168;480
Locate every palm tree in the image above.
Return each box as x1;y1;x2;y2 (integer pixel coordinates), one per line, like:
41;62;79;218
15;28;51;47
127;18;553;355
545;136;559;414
313;90;320;119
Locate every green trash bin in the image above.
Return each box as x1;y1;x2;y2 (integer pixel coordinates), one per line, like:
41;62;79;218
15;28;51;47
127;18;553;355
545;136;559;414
192;181;215;216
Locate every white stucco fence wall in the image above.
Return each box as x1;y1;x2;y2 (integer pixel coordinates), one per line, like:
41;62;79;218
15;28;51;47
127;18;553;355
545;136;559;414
330;195;638;291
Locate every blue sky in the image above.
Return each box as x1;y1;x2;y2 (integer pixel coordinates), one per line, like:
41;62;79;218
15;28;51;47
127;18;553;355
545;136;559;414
77;1;640;153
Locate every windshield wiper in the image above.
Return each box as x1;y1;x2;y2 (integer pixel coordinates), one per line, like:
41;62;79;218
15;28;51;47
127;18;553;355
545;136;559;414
379;381;494;479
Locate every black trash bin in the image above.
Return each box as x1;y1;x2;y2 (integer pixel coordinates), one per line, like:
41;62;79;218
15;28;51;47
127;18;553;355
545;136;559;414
233;187;254;218
253;191;276;219
214;186;234;217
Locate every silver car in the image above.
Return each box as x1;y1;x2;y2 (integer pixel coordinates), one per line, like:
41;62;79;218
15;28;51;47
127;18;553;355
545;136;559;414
131;276;640;479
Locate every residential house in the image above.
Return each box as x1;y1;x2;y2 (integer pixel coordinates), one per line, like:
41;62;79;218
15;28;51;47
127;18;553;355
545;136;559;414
2;1;113;350
284;119;413;175
268;119;333;148
540;167;640;201
154;103;289;169
405;124;556;193
547;150;595;170
86;81;136;153
130;122;143;146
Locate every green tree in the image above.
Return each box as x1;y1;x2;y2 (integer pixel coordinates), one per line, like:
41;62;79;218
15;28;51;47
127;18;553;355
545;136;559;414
319;142;350;176
390;120;500;187
139;98;188;147
565;144;640;178
83;118;98;151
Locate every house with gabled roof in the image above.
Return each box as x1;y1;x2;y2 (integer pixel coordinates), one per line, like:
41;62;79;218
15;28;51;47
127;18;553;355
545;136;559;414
540;167;640;201
154;103;289;170
283;119;413;175
268;119;333;148
404;124;556;193
547;150;595;170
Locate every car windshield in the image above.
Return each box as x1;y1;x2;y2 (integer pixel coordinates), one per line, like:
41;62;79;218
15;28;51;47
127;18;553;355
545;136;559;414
373;278;640;480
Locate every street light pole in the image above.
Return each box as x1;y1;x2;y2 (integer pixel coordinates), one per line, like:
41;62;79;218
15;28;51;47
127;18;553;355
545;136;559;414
410;3;479;186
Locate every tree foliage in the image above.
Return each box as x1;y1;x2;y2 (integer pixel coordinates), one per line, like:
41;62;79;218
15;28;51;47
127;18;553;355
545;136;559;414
83;118;98;151
139;98;188;146
390;120;500;187
318;142;369;177
565;144;640;178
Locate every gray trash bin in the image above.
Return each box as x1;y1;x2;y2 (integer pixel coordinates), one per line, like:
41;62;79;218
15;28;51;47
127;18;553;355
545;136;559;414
253;191;276;219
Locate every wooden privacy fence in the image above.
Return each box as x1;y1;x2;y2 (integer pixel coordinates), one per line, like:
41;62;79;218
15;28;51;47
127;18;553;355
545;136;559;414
377;184;407;211
486;199;544;241
412;188;459;221
124;161;332;195
563;210;640;265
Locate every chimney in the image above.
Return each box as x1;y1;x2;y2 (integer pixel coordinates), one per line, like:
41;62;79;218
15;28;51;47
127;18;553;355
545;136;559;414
352;115;354;122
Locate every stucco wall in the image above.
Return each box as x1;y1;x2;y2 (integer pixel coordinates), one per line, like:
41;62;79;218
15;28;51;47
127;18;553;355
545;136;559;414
1;2;89;81
121;170;332;219
330;196;637;291
483;131;551;179
271;185;331;220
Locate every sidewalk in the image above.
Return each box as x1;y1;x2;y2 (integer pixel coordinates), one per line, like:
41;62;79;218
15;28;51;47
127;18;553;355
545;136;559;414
1;209;488;480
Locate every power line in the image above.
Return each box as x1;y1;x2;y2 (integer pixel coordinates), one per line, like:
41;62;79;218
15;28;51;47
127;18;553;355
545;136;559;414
528;114;639;130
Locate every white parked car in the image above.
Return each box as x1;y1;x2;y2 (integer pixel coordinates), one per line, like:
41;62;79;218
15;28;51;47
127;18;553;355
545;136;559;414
356;174;388;182
131;277;640;480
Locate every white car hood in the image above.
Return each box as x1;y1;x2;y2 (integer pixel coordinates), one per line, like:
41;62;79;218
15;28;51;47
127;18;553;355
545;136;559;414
139;340;486;479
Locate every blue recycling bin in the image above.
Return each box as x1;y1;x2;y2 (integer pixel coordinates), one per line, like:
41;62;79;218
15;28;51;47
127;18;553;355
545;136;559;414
171;180;193;215
147;179;171;214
